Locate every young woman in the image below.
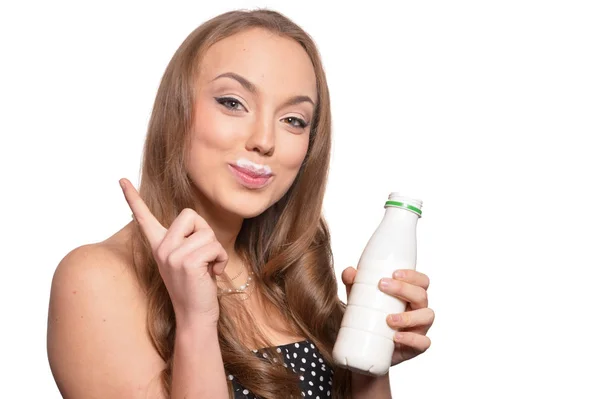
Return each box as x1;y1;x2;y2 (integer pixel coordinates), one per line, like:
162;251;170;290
47;9;434;399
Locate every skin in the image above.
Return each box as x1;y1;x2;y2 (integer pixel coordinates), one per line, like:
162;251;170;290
342;267;435;365
342;268;434;397
47;27;435;398
48;27;317;398
183;27;317;268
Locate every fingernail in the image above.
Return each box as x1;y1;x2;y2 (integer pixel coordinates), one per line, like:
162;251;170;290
390;314;400;322
393;270;405;279
394;332;403;341
379;278;392;288
119;179;125;189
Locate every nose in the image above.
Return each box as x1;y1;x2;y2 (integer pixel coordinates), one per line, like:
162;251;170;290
245;114;275;156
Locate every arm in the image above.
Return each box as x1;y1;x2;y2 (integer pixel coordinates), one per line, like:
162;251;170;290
47;244;229;398
47;244;165;398
351;372;392;399
171;321;229;398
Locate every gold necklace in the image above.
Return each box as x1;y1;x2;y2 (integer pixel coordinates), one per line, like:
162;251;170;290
216;264;244;282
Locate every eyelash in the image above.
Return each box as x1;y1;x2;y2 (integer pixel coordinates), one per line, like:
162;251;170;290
215;97;245;112
215;97;309;129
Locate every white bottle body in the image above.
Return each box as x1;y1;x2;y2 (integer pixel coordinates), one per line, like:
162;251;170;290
332;194;422;376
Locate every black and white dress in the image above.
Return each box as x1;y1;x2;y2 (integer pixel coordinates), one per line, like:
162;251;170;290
229;339;334;398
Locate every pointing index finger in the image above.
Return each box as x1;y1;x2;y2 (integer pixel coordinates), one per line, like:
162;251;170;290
119;178;166;249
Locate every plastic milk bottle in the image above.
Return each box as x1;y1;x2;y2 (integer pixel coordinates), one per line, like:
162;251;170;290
332;193;423;376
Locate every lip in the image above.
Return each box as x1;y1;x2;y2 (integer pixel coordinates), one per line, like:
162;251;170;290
228;164;273;189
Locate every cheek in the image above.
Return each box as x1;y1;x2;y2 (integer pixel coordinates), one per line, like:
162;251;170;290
186;110;237;200
278;135;310;172
191;108;237;152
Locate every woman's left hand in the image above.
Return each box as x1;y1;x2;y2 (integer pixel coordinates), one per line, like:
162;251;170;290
341;267;434;366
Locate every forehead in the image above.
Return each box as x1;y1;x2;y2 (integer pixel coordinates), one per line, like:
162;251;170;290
197;28;317;99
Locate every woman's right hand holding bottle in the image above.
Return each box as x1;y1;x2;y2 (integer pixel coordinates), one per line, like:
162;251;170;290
119;178;228;327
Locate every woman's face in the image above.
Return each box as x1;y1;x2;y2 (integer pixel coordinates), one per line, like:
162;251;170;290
187;28;317;218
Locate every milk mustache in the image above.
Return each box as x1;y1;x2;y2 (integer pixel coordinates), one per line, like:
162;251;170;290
332;193;423;376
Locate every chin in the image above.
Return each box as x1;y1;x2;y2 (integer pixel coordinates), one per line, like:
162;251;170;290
219;190;277;219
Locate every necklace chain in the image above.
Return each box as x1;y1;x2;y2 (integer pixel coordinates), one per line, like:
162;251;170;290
217;270;255;301
216;264;243;281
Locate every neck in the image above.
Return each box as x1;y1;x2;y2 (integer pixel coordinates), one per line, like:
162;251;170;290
190;187;246;278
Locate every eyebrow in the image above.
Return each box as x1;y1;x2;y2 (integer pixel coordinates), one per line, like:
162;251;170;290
211;72;316;108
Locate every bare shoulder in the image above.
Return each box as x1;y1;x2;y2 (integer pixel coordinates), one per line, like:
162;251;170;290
48;223;165;398
52;225;140;297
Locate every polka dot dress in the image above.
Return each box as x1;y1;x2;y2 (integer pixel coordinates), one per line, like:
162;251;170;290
228;339;334;398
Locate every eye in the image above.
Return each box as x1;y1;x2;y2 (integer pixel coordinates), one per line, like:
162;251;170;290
215;97;246;112
283;116;308;129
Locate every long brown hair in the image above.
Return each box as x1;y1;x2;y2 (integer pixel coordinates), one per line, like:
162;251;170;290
130;9;352;398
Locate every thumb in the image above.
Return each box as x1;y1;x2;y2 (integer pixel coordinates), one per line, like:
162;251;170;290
341;266;357;298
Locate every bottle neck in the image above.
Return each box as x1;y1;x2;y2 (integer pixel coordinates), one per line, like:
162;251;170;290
382;206;420;226
384;199;422;218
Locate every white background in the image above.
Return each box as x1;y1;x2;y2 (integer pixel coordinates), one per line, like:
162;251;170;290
1;0;599;397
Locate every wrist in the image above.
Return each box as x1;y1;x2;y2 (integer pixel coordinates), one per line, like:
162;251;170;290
351;371;391;399
175;313;219;332
174;319;220;352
